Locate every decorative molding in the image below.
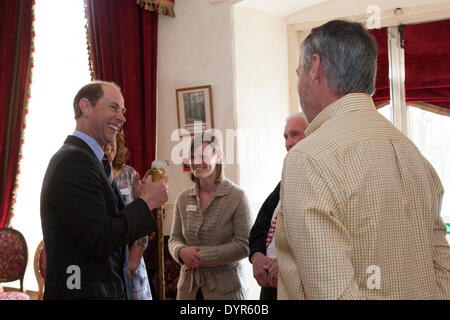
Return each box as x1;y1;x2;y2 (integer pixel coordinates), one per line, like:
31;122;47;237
289;2;450;31
210;0;242;3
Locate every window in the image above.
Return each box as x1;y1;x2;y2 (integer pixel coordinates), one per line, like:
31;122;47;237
382;23;450;242
377;104;392;123
10;0;90;291
408;106;450;241
378;105;450;243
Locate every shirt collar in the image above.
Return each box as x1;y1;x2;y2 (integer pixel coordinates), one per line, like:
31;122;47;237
305;93;376;136
73;130;104;162
189;177;232;197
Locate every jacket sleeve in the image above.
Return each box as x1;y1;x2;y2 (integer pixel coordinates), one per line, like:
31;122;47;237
248;183;280;262
168;194;188;265
45;148;157;259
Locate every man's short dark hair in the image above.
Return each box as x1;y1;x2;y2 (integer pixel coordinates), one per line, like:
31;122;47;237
73;81;121;119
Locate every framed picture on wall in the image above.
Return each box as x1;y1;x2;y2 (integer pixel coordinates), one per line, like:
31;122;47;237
176;85;214;135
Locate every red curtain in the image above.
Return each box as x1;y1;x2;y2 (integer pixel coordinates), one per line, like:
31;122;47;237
369;28;390;106
85;0;158;176
403;19;450;110
0;0;34;228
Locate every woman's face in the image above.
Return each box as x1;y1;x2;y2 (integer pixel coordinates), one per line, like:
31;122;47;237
190;142;220;180
103;141;117;163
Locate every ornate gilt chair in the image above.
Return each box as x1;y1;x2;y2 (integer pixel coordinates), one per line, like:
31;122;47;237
33;240;46;300
0;228;30;300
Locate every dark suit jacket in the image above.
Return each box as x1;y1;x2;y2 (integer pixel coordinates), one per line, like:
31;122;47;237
40;135;157;299
248;183;281;261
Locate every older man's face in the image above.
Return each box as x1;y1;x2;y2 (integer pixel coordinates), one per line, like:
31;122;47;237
284;116;308;152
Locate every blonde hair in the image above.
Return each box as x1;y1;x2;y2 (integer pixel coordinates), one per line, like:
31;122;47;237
112;130;129;170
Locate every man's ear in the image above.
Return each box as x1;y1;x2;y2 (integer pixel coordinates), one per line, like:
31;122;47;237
310;53;321;84
79;98;91;117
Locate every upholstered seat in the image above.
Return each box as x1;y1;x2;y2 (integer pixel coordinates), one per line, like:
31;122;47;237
0;228;30;300
0;291;30;300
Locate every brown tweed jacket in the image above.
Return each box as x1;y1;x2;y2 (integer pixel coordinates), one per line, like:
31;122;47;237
169;178;251;300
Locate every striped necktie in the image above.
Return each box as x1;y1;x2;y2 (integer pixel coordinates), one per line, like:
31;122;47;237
101;155;114;185
266;213;278;249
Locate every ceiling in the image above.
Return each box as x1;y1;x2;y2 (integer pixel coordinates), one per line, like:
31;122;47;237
234;0;450;20
234;0;327;17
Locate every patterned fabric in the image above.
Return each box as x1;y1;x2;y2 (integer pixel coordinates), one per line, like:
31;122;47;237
275;93;450;300
0;291;30;300
129;256;152;300
115;165;152;300
0;229;26;280
265;214;278;249
116;165;138;206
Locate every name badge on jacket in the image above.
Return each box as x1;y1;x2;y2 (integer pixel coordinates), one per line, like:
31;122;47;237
186;205;197;213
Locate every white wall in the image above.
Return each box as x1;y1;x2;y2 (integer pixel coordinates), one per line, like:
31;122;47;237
233;6;290;299
233;6;290;210
157;0;238;234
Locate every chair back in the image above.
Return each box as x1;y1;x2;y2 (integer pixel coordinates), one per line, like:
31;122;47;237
0;228;28;292
33;240;46;300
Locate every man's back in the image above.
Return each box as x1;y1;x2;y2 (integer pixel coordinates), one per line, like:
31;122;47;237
277;93;450;299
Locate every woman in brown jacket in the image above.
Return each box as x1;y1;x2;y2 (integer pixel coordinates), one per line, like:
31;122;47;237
169;134;251;300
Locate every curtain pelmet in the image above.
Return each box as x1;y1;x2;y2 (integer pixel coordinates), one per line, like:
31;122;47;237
136;0;175;17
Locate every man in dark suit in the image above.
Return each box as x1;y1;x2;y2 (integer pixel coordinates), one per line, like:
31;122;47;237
40;81;168;299
249;112;307;300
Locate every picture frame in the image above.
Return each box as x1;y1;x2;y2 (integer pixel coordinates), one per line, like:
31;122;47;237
176;85;214;135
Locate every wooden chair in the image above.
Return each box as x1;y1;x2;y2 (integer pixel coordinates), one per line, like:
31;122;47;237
33;240;46;300
0;228;30;300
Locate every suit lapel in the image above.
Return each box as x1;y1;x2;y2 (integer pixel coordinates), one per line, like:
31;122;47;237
65;135;123;211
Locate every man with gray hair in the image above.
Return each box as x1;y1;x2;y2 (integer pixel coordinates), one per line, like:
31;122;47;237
249;112;307;300
275;20;450;299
